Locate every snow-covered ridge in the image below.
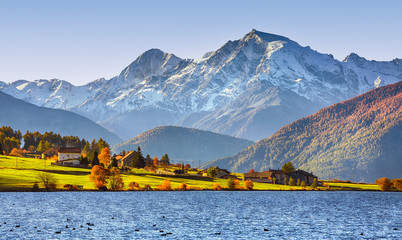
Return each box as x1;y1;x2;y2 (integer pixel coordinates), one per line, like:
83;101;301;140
1;29;401;140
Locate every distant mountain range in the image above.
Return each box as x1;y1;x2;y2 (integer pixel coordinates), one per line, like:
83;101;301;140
1;29;400;141
205;82;402;183
0;91;122;145
111;126;253;166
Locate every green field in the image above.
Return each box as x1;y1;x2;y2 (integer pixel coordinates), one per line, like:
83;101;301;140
0;155;380;191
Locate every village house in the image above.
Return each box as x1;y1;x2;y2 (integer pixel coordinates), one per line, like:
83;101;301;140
118;151;136;168
243;172;273;183
244;169;288;184
268;169;288;184
198;167;232;179
244;169;317;185
287;169;317;185
42;147;57;159
56;147;81;166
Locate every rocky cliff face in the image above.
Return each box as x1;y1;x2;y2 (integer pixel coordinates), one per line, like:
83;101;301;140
1;29;401;140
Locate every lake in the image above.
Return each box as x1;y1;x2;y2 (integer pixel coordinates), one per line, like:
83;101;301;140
0;191;401;239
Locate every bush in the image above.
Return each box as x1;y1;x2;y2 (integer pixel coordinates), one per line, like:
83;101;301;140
296;179;301;186
391;179;402;191
128;182;141;190
207;167;218;178
376;177;392;191
10;148;23;157
109;167;124;190
157;179;171;191
89;165;111;189
179;183;187;191
244;180;254;190
63;184;75;191
213;183;222;190
310;178;318;189
32;183;39;191
227;178;238;190
289;177;296;186
37;172;57;191
144;185;152;191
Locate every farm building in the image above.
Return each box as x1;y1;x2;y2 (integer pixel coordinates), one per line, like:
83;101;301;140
244;170;288;184
56;147;81;166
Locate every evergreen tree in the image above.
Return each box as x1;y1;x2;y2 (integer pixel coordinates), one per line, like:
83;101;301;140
131;151;145;168
296;179;301;186
79;154;89;165
37;140;45;153
90;139;98;153
145;154;152;166
97;138;109;151
23;131;34;150
109;157;118;168
91;151;99;166
82;141;90;154
282;162;295;173
44;141;51;152
160;154;170;166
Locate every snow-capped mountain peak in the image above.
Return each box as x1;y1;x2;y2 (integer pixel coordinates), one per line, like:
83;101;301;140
1;29;400;141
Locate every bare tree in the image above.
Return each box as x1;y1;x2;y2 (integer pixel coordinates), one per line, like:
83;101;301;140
37;172;57;191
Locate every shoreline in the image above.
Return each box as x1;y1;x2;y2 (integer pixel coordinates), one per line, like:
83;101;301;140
0;188;384;193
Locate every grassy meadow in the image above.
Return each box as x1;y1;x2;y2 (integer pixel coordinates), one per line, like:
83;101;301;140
0;155;380;191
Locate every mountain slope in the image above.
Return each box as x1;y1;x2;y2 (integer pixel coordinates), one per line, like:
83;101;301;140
0;91;122;145
111;126;253;165
206;81;402;183
1;30;401;141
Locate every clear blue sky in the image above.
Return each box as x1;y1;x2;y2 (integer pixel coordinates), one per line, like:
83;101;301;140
1;0;401;85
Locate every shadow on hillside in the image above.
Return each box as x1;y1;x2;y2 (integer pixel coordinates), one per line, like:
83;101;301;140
34;169;89;176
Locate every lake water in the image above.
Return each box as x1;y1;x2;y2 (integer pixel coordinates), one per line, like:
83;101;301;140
0;191;401;239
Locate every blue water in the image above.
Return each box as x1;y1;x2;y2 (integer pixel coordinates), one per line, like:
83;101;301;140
0;191;401;239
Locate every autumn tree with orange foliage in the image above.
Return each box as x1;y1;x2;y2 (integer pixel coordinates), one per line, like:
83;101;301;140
109;167;124;190
179;183;187;191
249;169;255;173
89;165;111;189
376;177;392;191
157;179;171;190
244;180;254;190
153;156;159;166
184;164;191;169
129;182;140;190
227;178;240;190
391;179;402;191
98;147;111;166
10;148;23;157
213;183;222;190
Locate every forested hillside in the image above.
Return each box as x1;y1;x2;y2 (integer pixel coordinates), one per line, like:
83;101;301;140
112;126;253;165
207;81;402;182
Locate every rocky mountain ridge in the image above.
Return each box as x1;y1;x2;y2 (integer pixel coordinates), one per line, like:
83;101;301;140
1;29;401;140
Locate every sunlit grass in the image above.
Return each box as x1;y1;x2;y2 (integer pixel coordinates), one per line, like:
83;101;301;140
0;155;381;191
325;182;380;191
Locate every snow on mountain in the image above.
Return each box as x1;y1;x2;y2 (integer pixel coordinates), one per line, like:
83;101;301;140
1;29;401;141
